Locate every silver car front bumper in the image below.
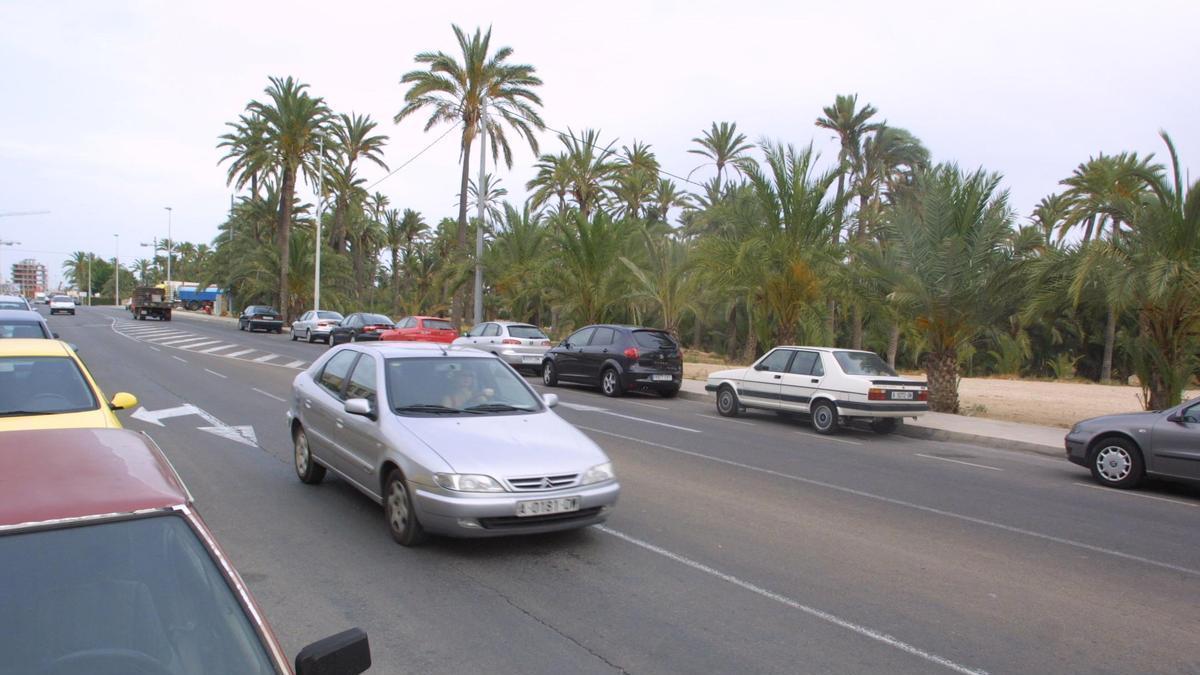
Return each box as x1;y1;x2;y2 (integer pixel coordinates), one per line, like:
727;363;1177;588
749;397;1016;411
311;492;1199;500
412;480;620;537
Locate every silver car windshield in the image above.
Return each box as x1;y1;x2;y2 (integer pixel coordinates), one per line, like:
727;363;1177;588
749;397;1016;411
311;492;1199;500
386;357;541;415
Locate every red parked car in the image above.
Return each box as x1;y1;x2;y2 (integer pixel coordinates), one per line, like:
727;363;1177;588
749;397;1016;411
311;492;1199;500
0;428;371;675
379;315;457;344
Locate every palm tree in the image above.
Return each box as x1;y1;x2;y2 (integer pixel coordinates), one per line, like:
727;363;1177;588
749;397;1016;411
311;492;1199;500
531;129;620;219
871;165;1034;413
688;122;753;190
329;113;389;252
553;211;633;325
619;228;695;334
133;258;153;283
466;173;508;227
815;94;882;245
218;112;274;197
395;24;544;327
526;152;572;214
225;76;331;321
486;202;549;323
62;251;90;288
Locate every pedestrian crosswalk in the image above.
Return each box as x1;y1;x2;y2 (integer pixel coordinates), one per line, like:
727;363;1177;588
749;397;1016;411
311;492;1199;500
112;320;312;370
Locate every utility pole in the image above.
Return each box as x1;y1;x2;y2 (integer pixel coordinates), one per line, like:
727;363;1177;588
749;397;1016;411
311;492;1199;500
113;234;120;307
473;103;487;326
164;207;173;303
314;136;324;313
87;254;92;306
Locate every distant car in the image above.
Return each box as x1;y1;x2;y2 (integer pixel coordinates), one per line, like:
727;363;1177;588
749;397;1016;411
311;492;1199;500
0;309;53;339
0;428;372;675
0;294;32;311
1065;397;1200;489
452;321;553;372
48;294;75;315
239;305;283;333
292;310;344;344
34;292;47;304
329;313;395;345
0;339;138;431
542;324;683;398
706;347;928;434
288;342;620;545
379;316;457;344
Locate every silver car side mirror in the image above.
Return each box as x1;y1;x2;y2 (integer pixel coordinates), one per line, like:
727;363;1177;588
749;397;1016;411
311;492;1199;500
542;393;559;408
344;398;374;418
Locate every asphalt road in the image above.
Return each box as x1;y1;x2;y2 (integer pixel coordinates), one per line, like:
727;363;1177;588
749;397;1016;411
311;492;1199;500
43;306;1200;674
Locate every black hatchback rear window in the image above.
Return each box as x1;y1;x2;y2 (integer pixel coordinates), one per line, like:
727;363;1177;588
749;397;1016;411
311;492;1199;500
633;331;677;350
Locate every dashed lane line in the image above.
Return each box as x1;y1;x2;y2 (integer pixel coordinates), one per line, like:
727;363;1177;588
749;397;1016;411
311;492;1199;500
204;368;227;379
225;349;256;358
915;453;1004;472
1072;482;1197;508
253;388;287;403
171;355;188;363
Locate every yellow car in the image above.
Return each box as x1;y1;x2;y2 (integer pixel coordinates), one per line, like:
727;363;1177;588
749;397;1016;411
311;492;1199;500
0;339;137;431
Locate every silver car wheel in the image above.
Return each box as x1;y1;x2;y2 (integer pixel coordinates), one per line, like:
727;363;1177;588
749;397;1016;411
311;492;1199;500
602;369;618;395
387;479;411;534
294;431;310;475
717;388;738;416
1095;445;1132;482
813;405;834;431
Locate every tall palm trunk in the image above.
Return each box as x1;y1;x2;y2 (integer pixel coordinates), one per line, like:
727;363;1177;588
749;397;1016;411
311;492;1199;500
331;201;348;253
453;139;473;328
886;321;900;369
277;165;295;321
743;293;757;362
925;349;959;413
850;191;870;350
1101;306;1117;384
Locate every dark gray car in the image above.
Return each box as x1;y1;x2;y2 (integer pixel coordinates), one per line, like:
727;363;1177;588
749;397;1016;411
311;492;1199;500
1065;397;1200;488
0;309;53;339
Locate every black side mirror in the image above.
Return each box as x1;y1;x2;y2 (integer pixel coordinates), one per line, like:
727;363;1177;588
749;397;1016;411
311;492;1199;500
754;364;767;371
561;341;570;349
52;332;59;339
295;628;371;675
1167;414;1184;424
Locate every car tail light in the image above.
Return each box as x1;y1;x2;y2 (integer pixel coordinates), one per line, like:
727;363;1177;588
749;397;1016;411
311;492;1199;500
541;340;552;346
502;338;520;345
868;388;887;401
623;347;639;360
917;390;929;401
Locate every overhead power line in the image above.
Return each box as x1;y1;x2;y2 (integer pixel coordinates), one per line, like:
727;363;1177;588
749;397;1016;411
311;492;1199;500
367;122;463;191
0;210;51;218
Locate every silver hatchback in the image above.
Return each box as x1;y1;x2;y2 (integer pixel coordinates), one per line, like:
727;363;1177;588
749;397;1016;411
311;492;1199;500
288;343;619;545
452;321;553;372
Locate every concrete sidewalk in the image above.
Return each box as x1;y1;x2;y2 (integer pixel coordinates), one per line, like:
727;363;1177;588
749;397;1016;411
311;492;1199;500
676;379;1064;457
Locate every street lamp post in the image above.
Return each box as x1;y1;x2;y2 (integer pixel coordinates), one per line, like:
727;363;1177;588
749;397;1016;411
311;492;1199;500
473;103;487;326
113;234;120;307
87;254;92;306
164;207;172;303
314;137;324;314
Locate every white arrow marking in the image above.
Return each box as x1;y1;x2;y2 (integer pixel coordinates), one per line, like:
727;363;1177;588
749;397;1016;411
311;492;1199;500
198;425;258;448
131;405;202;427
558;401;608;412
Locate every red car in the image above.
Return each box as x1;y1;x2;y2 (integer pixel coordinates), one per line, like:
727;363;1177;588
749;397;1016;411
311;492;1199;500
0;428;371;675
379;315;457;343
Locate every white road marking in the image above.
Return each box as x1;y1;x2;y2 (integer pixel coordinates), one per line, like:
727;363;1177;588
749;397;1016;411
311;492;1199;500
695;413;757;427
225;349;256;358
199;344;237;354
252;388;287;403
159;337;212;347
204;368;227;379
179;340;221;350
598;525;987;675
1073;482;1197;507
252;354;279;363
557;400;700;432
133;330;187;338
576;425;1200;578
915;453;1004;472
149;346;160;352
798;430;862;446
130;404;257;447
282;360;307;369
624;400;670;410
125;328;176;335
145;334;195;343
171;355;187;363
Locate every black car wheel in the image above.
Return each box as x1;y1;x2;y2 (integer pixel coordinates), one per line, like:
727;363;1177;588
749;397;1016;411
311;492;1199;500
542;361;558;386
716;386;740;417
384;469;426;546
600;368;623;397
291;328;298;341
811;401;840;435
1090;437;1144;489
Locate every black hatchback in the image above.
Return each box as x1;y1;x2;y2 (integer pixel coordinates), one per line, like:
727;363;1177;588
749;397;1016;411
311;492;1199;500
542;324;683;397
238;305;283;333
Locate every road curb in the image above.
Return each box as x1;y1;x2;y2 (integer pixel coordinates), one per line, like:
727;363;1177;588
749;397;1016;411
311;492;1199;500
895;424;1063;458
677;387;712;404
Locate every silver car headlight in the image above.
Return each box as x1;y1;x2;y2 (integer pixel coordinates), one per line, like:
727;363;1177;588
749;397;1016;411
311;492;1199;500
581;462;615;485
433;473;505;492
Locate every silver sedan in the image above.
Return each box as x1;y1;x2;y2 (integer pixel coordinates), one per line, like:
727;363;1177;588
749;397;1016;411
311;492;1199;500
1065;397;1200;488
288;342;620;545
452;321;553;372
291;309;344;344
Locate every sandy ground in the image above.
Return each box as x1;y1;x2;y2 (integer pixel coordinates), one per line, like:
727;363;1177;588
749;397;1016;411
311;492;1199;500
683;362;1198;428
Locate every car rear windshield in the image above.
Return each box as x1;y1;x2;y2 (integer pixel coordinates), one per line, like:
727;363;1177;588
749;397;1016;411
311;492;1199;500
316;311;343;320
362;314;393;325
508;325;548;339
633;330;678;350
255;307;279;315
0;515;277;674
833;351;898;376
386;357;540;415
0;321;49;339
0;356;97;415
424;319;453;331
52;296;72;302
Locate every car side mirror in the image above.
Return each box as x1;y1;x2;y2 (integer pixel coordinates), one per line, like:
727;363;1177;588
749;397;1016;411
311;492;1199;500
295;628;371;675
1167;413;1184;424
754;364;767;371
110;392;138;410
344;398;375;419
542;393;559;408
561;341;570;349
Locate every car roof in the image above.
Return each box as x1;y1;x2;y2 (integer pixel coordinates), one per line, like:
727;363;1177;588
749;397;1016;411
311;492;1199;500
489;320;537;326
769;346;877;354
0;309;47;321
340;342;493;358
0;429;190;529
0;339;70;356
411;315;450;320
0;294;29;302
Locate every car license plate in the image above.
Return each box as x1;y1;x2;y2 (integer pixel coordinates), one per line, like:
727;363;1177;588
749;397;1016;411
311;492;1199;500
651;374;673;382
890;391;915;400
516;496;580;517
263;316;276;321
522;355;542;364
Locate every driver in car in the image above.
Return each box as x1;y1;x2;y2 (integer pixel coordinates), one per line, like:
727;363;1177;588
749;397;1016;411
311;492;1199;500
442;369;494;409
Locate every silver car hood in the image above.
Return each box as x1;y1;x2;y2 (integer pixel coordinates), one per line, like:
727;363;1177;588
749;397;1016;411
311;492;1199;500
397;412;609;477
1079;410;1163;428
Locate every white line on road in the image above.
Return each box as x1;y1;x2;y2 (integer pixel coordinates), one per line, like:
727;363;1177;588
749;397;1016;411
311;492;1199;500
599;411;700;433
199;344;237;354
204;368;227;379
798;430;862;446
179;340;221;350
146;334;196;343
282;360;307;369
159;337;212;347
576;425;1200;578
1073;482;1197;507
149;346;160;352
598;525;987;675
125;328;176;336
915;453;1003;471
623;400;670;410
252;354;279;363
171;355;187;363
225;349;256;358
252;388;286;403
695;413;756;427
133;330;187;338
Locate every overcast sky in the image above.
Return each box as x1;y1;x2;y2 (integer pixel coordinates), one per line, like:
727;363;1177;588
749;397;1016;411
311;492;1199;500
2;0;1196;288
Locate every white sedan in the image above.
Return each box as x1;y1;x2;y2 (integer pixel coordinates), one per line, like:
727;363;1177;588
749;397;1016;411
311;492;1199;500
452;321;553;372
705;346;928;434
48;295;75;316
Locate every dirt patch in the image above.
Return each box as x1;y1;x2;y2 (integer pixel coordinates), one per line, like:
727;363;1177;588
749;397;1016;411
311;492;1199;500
686;362;1198;428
